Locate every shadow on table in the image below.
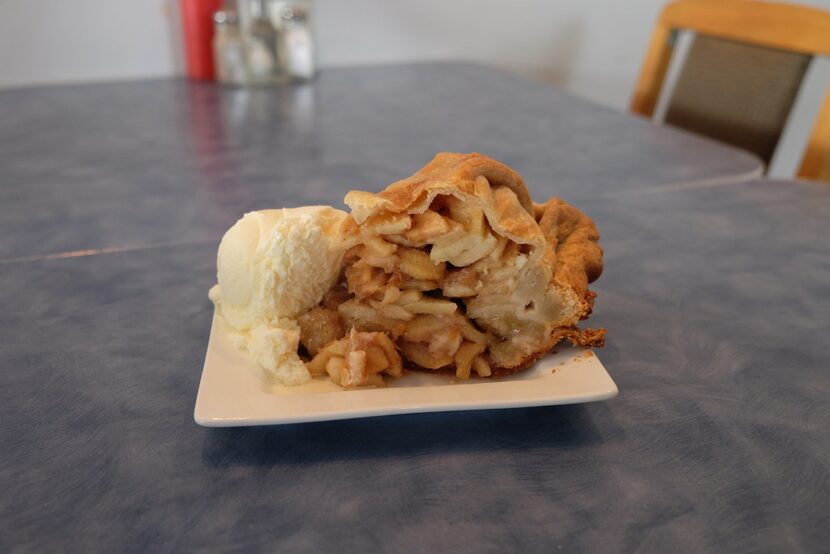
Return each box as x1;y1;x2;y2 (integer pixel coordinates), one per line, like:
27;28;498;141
200;404;608;468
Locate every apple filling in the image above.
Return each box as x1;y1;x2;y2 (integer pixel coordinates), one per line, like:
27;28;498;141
303;187;588;387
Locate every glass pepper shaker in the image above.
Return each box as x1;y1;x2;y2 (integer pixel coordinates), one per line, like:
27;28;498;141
212;10;246;85
278;1;315;81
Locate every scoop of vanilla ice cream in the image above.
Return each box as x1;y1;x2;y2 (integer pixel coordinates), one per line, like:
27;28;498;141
214;206;347;327
209;206;347;385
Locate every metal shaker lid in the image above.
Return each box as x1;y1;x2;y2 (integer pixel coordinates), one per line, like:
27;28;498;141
213;10;239;25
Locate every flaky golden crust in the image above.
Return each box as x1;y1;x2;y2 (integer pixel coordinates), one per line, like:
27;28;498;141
534;198;604;316
344;153;544;256
346;152;534;220
489;326;607;377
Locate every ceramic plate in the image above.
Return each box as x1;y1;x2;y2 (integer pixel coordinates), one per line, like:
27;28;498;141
195;314;618;426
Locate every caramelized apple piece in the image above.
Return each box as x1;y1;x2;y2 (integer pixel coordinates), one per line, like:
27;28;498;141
402;210;450;245
400;341;453;370
362;213;411;235
297;307;345;357
307;328;402;387
442;266;479;297
454;341;486;379
398;247;445;281
472;356;492;377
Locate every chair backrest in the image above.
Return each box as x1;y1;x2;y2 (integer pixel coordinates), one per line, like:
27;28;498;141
631;0;830;181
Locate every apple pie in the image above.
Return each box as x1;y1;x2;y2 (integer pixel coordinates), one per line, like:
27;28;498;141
302;152;604;387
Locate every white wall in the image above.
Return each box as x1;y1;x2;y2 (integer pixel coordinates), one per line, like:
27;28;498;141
1;0;827;112
0;0;673;109
0;1;183;87
313;0;670;108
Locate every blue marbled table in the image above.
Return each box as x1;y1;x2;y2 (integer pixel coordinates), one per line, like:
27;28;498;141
0;62;761;260
3;64;827;553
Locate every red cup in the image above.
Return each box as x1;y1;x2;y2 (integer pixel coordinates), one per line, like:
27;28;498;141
180;0;222;80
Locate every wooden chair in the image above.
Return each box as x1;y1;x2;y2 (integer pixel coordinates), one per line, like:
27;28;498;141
631;0;830;181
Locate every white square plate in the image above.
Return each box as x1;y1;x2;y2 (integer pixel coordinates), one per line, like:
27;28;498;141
195;314;618;426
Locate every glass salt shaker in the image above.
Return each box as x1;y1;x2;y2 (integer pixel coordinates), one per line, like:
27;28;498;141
212;10;246;85
278;1;315;80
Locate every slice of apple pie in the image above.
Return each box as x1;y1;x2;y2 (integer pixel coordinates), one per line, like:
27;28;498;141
305;152;604;386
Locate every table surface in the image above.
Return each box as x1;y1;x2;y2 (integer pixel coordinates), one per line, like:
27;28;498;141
2;64;826;553
0;62;761;261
